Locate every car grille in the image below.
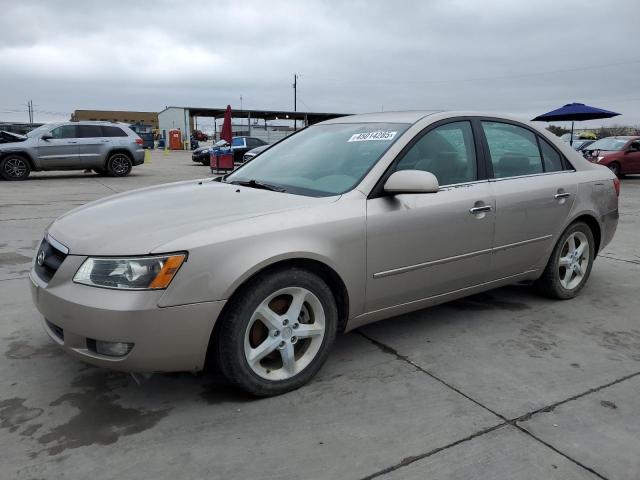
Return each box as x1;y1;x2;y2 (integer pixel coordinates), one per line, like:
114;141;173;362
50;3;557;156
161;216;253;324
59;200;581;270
34;237;68;282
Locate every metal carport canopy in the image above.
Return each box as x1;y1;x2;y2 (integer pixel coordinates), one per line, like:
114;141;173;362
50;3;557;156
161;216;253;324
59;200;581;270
180;107;352;125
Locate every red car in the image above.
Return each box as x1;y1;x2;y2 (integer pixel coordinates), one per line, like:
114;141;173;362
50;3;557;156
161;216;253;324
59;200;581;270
584;136;640;177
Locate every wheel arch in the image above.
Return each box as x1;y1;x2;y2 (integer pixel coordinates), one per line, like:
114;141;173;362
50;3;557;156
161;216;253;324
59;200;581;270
104;148;133;167
0;150;36;170
224;257;350;333
570;213;602;255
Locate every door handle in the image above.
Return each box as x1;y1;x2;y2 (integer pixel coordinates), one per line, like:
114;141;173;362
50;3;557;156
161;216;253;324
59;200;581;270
100;139;110;143
554;192;571;199
469;205;492;214
66;141;78;144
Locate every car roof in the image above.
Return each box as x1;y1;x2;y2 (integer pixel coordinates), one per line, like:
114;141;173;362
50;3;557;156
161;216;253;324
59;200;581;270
319;110;442;125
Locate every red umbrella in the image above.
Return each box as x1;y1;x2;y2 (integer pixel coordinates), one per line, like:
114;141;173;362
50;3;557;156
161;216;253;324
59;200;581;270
221;105;233;144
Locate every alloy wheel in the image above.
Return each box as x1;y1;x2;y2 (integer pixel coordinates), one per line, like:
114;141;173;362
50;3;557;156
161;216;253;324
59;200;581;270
244;286;326;381
558;231;590;290
4;158;28;178
110;155;130;175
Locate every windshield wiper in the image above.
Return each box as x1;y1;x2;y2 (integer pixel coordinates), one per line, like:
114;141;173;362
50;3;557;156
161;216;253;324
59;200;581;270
229;179;286;192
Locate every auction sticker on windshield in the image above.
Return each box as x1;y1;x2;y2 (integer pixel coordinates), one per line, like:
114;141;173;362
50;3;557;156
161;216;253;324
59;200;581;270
348;131;397;142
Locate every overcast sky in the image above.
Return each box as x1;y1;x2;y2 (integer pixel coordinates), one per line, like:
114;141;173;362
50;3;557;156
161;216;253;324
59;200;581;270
1;0;639;129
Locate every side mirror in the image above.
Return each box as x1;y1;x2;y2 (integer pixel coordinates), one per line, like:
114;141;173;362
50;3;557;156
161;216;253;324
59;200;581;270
383;170;439;194
41;133;53;141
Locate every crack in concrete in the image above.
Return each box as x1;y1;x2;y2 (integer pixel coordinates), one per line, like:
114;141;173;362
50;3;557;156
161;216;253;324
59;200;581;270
599;254;640;265
355;330;633;480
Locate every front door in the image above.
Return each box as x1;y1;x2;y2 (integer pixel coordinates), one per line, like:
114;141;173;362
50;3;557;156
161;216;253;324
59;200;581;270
623;140;640;174
35;125;79;168
365;120;495;313
480;120;577;278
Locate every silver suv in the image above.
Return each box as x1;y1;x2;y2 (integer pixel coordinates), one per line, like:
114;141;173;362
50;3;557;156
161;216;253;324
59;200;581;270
0;121;145;180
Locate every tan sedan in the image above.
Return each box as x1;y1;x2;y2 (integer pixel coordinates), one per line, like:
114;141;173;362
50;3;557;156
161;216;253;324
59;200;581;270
30;111;619;396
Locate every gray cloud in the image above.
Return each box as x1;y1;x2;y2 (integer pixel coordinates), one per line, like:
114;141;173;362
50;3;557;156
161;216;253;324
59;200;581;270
1;0;639;128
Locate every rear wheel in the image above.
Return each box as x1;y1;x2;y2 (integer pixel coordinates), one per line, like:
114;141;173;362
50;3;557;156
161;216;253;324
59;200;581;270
106;153;132;177
0;155;31;180
535;222;595;299
216;268;338;396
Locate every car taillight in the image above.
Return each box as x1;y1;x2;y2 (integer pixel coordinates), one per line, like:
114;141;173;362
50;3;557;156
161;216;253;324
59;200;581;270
135;137;143;145
613;177;620;197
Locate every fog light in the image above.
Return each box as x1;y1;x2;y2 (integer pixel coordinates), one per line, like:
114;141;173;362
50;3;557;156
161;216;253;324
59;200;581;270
88;339;134;357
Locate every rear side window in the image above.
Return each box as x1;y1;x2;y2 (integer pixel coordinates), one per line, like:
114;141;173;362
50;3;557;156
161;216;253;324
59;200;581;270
396;121;477;186
539;138;564;172
78;125;103;138
50;125;77;139
481;122;543;178
101;126;128;137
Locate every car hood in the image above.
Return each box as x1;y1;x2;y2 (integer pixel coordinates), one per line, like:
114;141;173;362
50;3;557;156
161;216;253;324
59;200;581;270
48;179;338;255
0;131;27;144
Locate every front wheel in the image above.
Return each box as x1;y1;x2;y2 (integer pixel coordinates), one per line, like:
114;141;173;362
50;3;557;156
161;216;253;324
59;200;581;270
215;268;338;396
0;155;31;180
535;222;595;299
106;153;132;177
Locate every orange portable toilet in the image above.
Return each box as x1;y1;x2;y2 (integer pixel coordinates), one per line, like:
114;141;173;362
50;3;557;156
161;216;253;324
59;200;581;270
169;129;183;150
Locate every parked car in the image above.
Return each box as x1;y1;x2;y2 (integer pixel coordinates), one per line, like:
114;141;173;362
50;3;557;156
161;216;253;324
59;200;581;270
571;139;595;151
30;111;618;396
191;136;268;165
242;144;269;163
0;130;27;144
139;132;155;149
229;136;268;163
0;122;144;180
583;136;640;177
191;140;224;165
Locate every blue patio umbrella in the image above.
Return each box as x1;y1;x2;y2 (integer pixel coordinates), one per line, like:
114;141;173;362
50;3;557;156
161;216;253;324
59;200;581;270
532;102;620;145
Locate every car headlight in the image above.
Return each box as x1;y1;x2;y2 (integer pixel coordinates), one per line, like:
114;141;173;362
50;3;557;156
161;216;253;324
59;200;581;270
73;254;186;290
597;156;604;162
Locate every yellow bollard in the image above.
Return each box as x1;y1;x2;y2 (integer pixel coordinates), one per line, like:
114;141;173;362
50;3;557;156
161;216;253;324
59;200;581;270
163;146;169;156
144;150;152;163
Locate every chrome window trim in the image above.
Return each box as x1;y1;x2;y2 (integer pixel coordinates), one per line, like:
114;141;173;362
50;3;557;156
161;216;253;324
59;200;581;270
489;169;576;182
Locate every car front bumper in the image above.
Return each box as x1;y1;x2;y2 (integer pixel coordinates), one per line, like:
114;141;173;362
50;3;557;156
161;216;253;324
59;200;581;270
29;258;225;373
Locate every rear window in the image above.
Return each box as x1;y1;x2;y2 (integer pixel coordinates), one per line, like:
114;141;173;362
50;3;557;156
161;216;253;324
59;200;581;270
102;126;128;137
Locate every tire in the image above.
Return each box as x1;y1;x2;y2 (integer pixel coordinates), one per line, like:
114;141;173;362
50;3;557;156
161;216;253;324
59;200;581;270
200;160;209;166
0;155;31;181
608;162;621;178
534;222;595;299
106;153;132;177
215;267;338;396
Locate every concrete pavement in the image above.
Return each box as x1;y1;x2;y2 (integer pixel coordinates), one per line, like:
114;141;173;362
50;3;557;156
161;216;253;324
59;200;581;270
1;150;639;479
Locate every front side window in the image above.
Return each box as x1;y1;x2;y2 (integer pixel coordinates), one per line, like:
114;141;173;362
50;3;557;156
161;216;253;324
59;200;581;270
50;125;77;139
226;122;410;196
482;122;543;178
231;137;245;147
395;121;477;186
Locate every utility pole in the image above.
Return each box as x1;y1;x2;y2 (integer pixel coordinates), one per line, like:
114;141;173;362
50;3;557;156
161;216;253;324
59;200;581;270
27;100;33;125
293;73;299;131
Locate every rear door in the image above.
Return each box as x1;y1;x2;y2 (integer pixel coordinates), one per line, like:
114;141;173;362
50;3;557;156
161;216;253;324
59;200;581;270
479;120;577;278
35;125;79;168
366;120;495;312
76;125;109;168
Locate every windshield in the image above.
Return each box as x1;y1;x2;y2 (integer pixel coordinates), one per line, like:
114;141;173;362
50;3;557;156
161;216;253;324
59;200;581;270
26;124;51;138
587;138;628;151
213;139;228;147
225;122;410;196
